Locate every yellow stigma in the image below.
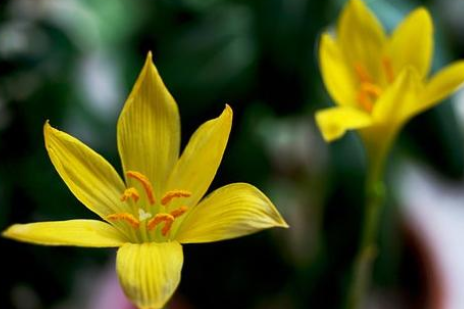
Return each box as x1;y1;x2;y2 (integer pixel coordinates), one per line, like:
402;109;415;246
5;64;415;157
107;213;140;228
126;171;155;205
161;190;192;206
120;187;140;202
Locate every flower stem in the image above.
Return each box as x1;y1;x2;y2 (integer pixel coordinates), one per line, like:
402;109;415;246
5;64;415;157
345;153;386;309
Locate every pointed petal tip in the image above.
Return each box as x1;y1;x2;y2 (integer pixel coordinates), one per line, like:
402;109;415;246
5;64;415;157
142;51;156;76
43;120;56;148
2;221;127;247
315;107;374;142
2;224;16;239
413;7;431;20
347;0;367;12
272;214;290;229
43;121;67;149
320;32;333;42
144;51;154;66
175;183;288;244
408;7;433;31
2;224;32;241
319;32;336;55
420;60;464;108
43;121;50;137
43;120;52;132
223;104;233;119
314;111;344;142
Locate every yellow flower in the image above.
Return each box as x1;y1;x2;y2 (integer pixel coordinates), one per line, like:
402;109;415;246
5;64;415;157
316;0;464;165
3;53;288;309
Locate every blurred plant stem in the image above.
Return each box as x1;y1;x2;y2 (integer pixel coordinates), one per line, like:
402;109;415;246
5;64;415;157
345;133;389;309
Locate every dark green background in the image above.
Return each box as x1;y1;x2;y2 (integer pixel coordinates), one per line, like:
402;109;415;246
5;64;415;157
1;0;463;308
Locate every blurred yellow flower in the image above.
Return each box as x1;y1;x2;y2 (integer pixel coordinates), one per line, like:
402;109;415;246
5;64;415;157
316;0;464;164
3;53;288;309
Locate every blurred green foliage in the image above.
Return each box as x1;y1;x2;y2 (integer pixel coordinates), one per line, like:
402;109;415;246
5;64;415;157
1;0;464;308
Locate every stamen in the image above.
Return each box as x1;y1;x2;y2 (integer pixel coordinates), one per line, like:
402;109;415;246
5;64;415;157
107;213;140;228
382;57;394;84
354;63;372;83
357;91;374;113
147;213;174;231
126;171;155;205
170;206;188;218
120;187;140;202
161;190;192;206
360;83;382;97
161;220;173;236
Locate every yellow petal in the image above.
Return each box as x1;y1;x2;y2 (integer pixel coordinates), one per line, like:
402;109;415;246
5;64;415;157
337;0;387;82
166;105;232;209
2;220;127;247
421;61;464;110
116;242;183;309
388;8;433;78
372;67;422;124
175;183;288;244
118;52;180;197
44;122;127;219
315;106;373;142
319;33;357;106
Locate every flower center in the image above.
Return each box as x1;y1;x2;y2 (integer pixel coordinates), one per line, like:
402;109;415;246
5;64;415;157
353;57;394;113
107;171;191;241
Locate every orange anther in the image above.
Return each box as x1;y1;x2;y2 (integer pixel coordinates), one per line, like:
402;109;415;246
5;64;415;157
120;187;140;202
357;91;374;113
126;171;155;205
360;83;382;97
147;213;174;231
170;206;188;218
382;57;394;84
107;213;140;228
354;62;372;84
161;190;192;206
161;220;174;236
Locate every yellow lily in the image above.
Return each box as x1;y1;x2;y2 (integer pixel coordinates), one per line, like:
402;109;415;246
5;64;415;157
3;53;288;309
316;0;464;169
